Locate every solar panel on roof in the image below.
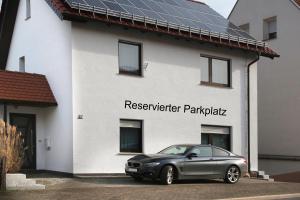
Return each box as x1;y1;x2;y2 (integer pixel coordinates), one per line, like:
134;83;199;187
65;0;254;40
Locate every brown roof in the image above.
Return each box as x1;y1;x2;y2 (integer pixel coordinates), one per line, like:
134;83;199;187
294;0;300;6
0;70;57;106
46;0;279;59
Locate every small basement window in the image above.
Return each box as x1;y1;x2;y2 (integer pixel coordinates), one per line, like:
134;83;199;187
118;41;142;76
263;16;277;40
120;119;143;153
200;55;231;88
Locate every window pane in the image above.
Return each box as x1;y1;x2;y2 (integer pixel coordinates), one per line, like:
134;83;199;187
120;120;142;153
190;147;212;157
201;134;209;145
213;147;229;157
160;145;191;155
268;19;277;34
212;59;229;85
119;42;140;74
201;125;231;151
211;134;230;151
200;57;209;82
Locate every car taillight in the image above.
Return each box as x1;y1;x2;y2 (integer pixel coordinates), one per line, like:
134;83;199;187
243;158;248;164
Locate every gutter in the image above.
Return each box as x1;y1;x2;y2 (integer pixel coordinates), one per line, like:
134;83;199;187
247;54;260;173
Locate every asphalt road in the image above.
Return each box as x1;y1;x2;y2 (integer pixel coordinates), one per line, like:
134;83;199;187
1;178;300;200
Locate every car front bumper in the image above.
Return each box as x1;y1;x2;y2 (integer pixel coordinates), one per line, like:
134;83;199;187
125;165;161;179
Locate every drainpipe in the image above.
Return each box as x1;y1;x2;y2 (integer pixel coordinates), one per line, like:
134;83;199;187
3;103;7;123
247;54;260;174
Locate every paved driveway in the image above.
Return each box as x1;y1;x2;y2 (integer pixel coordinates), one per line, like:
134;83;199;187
1;177;300;200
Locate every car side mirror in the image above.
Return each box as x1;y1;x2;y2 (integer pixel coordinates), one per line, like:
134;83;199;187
187;153;198;159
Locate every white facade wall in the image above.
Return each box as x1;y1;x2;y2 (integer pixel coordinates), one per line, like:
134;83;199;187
1;0;260;174
71;22;258;173
4;0;73;173
230;0;300;175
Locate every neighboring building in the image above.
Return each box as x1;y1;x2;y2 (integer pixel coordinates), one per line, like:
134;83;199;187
230;0;300;177
0;0;277;175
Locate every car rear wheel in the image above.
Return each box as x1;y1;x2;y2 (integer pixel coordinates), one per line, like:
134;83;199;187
225;165;240;184
160;165;174;185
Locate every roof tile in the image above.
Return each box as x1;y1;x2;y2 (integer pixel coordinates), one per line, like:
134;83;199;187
0;70;57;106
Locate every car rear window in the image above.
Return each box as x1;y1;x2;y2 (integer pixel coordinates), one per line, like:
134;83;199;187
213;147;230;157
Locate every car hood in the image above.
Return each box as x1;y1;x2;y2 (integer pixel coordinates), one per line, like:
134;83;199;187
129;154;183;163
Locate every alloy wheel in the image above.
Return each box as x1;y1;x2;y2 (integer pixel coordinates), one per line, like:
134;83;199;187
227;166;240;183
166;167;174;184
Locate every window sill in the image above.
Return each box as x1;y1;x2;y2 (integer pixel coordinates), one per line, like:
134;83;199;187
200;82;233;89
118;152;143;156
117;72;143;78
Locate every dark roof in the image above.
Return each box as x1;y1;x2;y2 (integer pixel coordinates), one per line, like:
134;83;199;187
0;70;57;106
46;0;278;59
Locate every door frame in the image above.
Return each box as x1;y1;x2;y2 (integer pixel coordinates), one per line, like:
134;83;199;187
9;113;37;170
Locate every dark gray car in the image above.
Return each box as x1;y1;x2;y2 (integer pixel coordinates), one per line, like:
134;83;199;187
125;144;248;185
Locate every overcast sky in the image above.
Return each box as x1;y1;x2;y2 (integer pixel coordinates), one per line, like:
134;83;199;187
0;0;236;18
201;0;237;17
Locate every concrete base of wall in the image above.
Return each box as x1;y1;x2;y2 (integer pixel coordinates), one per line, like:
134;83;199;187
259;159;300;175
6;173;45;190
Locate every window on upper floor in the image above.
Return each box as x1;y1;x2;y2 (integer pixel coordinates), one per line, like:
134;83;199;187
25;0;31;20
239;23;250;34
118;41;142;76
19;56;25;72
263;16;277;40
200;55;231;88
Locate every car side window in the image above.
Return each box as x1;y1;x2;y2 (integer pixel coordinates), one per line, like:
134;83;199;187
213;147;230;157
190;147;212;157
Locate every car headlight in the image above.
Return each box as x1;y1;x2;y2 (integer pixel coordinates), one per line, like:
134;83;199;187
144;162;160;167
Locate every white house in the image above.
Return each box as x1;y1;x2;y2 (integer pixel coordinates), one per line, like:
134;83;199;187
229;0;300;178
0;0;277;175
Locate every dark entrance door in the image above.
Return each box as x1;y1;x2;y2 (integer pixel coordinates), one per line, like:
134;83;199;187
10;113;36;170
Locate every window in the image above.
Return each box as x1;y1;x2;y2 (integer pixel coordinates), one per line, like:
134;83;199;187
239;23;250;34
19;56;25;72
200;55;231;87
120;119;142;153
213;147;230;157
159;145;192;155
26;0;31;20
189;146;212;157
263;17;277;40
118;41;142;76
201;125;231;151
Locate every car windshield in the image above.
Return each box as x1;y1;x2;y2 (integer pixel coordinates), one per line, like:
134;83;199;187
159;145;193;155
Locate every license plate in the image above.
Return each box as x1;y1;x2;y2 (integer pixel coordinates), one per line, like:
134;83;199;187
128;168;138;172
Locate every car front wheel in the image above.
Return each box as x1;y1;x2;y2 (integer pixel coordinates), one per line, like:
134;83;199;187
160;165;174;185
225;165;240;184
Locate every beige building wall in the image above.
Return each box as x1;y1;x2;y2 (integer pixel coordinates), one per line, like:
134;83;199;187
230;0;300;175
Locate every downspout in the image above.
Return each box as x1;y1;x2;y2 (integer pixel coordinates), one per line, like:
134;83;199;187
247;54;260;174
3;103;7;123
